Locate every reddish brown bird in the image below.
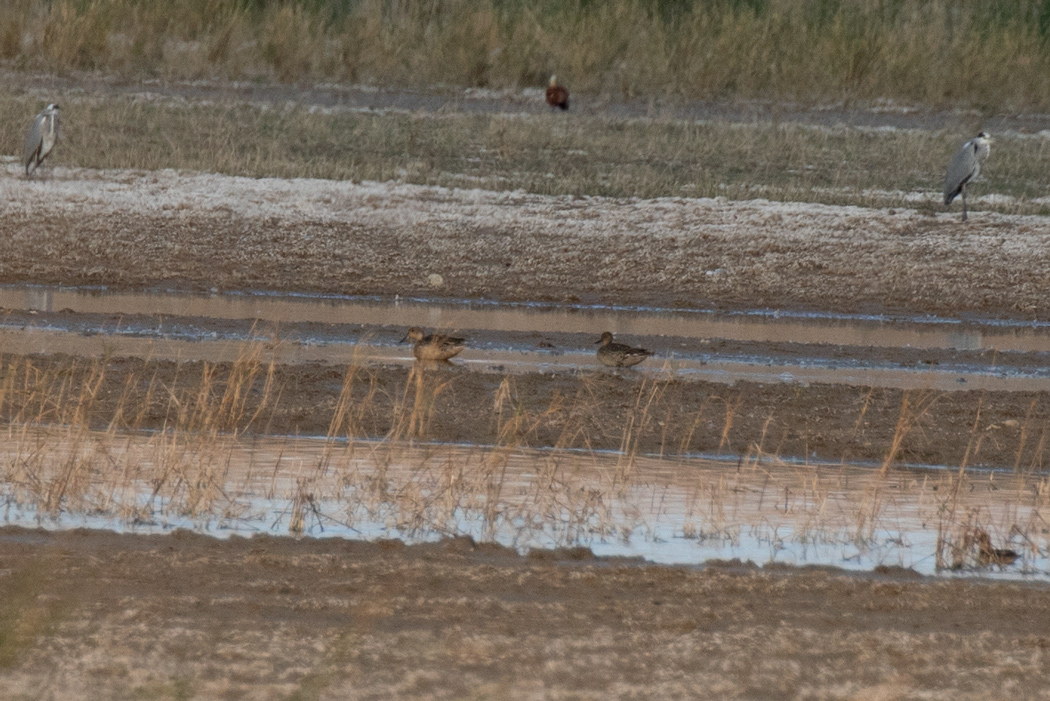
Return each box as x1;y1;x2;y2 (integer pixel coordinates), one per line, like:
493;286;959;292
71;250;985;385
545;75;569;111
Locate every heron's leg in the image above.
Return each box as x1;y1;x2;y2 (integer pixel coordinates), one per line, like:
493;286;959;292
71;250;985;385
961;187;968;222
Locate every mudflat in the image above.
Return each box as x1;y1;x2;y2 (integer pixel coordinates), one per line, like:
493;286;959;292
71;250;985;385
2;169;1049;318
2;87;1050;699
0;526;1048;700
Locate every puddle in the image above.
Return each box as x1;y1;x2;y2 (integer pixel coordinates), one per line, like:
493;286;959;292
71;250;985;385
0;326;1045;391
11;285;1050;353
1;427;1047;579
6;285;1050;391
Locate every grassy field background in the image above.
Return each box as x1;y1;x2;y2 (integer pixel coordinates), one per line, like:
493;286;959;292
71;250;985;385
2;0;1050;111
2;92;1047;213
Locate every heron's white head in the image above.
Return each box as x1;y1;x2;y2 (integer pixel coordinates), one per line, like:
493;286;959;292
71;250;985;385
46;103;59;111
549;74;558;87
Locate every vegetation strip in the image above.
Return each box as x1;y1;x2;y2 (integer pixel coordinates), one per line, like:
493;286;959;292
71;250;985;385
4;1;1050;110
0;91;1046;209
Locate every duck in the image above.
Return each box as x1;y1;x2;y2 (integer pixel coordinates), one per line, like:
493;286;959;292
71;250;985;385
545;75;569;111
595;331;652;368
401;327;466;362
975;530;1019;567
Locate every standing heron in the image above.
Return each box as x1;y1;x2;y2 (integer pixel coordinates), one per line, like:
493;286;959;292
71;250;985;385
24;103;61;178
545;75;569;111
944;131;992;222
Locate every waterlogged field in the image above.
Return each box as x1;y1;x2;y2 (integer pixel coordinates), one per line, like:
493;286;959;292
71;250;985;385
3;425;1049;577
2;16;1050;692
3;327;1050;696
0;332;1047;579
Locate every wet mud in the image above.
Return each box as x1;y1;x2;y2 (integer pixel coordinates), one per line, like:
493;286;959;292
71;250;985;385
5;350;1050;471
3;170;1050;320
0;526;1048;699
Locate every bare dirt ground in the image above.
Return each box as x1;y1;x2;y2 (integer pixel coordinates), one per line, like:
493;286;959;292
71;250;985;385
1;526;1049;700
2;168;1050;318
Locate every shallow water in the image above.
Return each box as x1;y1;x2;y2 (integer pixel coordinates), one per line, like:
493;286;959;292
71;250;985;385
1;325;1046;391
4;285;1050;391
2;428;1046;579
10;285;1050;352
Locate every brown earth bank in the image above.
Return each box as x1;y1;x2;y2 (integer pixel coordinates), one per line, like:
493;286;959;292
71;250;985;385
8;352;1050;471
2;171;1050;320
0;526;1047;700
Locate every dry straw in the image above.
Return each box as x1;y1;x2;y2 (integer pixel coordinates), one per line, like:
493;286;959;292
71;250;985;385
0;344;1045;571
3;0;1050;110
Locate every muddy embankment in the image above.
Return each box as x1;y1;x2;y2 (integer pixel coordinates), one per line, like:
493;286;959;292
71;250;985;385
2;168;1050;318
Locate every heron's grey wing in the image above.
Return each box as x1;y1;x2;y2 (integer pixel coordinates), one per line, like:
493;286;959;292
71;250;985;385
944;143;977;205
23;113;44;171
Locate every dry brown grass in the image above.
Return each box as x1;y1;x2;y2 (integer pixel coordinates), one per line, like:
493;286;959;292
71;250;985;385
4;0;1050;111
4;91;1044;213
0;346;1045;573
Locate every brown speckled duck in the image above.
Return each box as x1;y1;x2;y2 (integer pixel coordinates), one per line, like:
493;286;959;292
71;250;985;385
401;327;466;362
975;530;1019;567
595;331;652;368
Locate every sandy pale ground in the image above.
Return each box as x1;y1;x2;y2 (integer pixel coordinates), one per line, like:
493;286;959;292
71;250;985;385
0;527;1048;700
2;167;1050;318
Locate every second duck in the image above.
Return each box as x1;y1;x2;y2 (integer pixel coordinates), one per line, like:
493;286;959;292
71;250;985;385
401;327;466;362
595;331;652;368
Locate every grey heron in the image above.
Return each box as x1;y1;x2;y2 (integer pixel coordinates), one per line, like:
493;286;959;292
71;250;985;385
24;103;60;178
943;131;992;222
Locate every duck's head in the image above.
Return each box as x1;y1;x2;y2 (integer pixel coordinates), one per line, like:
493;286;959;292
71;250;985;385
401;327;425;343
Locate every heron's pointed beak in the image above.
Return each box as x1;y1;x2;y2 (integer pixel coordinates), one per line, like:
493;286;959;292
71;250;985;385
399;334;409;344
594;339;602;344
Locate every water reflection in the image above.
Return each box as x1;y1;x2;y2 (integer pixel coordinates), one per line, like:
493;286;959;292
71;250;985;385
1;428;1047;579
0;326;1045;391
24;289;53;313
1;284;1046;352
